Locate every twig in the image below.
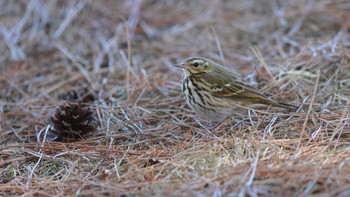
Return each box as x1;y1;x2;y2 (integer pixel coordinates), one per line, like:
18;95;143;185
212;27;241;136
301;70;320;136
26;152;43;189
211;26;224;62
251;46;276;84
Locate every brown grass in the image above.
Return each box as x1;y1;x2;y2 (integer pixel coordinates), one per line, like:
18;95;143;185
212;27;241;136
1;0;350;196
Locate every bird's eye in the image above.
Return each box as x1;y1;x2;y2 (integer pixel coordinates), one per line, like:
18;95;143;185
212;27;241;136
193;62;200;67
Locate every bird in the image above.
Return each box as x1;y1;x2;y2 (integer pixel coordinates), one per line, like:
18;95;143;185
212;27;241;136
175;57;298;122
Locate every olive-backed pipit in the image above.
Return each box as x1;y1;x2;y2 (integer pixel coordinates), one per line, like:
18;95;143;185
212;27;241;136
176;57;297;121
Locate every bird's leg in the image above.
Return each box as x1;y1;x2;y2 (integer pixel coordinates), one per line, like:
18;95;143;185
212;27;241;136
194;118;212;134
212;115;235;133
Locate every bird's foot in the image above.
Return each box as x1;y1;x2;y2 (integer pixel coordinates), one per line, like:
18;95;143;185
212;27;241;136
212;115;235;133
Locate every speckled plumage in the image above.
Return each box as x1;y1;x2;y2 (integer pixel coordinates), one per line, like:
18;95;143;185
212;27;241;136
176;57;297;121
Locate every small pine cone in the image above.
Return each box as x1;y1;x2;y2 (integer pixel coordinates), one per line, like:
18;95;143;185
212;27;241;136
48;100;97;141
59;87;96;103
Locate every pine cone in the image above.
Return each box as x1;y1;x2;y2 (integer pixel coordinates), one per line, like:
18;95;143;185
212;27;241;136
59;87;96;103
48;100;97;141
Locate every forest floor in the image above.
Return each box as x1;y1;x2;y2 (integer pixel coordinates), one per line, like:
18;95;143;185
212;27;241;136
1;0;350;196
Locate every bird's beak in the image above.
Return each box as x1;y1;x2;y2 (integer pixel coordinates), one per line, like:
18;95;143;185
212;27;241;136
174;63;185;69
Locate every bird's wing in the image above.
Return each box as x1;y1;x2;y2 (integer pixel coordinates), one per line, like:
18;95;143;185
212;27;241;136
199;71;297;109
203;72;267;101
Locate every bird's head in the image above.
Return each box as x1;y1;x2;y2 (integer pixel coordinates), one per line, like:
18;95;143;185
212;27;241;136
175;57;214;76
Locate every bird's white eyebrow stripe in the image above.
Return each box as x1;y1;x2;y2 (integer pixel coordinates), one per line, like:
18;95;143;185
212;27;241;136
192;60;204;64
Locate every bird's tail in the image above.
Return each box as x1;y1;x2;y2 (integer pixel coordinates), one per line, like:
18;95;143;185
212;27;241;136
262;99;299;110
